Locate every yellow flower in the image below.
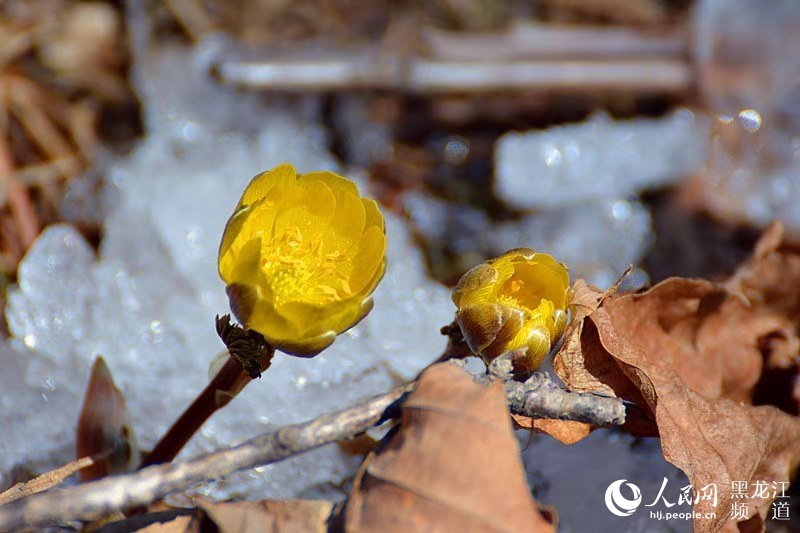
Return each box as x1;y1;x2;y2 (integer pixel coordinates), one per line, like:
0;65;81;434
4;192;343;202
218;163;386;357
452;248;569;370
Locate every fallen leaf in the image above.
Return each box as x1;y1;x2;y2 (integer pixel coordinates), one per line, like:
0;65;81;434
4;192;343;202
554;279;657;436
342;363;554;532
552;226;800;531
725;221;800;412
0;456;94;505
725;222;800;321
554;279;640;397
199;499;333;533
593;298;800;530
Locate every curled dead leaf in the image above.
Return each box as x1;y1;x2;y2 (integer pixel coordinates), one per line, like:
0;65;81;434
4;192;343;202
590;297;800;531
342;363;554;532
554;279;657;435
553;225;800;531
554;278;635;398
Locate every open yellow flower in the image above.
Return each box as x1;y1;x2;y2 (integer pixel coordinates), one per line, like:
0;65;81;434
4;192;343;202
218;163;386;357
452;248;569;371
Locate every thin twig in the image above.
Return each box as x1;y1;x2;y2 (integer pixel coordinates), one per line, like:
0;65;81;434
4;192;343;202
218;57;691;93
215;20;691;93
0;365;624;530
0;383;413;530
505;373;625;425
0;456;96;506
481;358;625;425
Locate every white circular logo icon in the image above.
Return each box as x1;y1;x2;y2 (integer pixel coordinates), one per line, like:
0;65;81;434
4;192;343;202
605;479;642;517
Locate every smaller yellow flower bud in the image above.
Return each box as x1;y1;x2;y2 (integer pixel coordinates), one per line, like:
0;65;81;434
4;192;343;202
452;248;569;371
218;163;386;357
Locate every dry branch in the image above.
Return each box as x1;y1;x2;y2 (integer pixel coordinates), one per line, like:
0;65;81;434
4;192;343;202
481;357;627;426
0;456;95;506
215;21;691;93
219;57;690;93
0;365;625;530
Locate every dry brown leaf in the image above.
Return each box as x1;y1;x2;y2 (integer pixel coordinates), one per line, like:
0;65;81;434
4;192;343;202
199;499;333;533
551;225;800;531
0;456;94;505
554;278;640;396
554;278;658;436
343;363;554;532
511;415;592;445
591;299;800;532
725;222;800;321
725;222;800;412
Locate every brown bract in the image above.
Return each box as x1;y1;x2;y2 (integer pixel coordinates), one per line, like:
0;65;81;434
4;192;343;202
553;223;800;532
343;363;554;532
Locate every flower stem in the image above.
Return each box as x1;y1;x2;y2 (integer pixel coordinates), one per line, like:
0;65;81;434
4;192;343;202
142;316;275;467
141;355;267;467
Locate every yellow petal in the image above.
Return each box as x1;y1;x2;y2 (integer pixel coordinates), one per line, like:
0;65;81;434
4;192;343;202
276;298;348;336
362;198;385;233
245;286;302;341
330;185;366;254
238;163;297;207
525;327;552;369
490;254;516;285
220;195;282;280
223;237;262;285
505;247;537;261
277;330;337;357
505;263;568;310
349;226;386;294
219;204;249;268
552;308;568;338
298;170;359;196
354;257;386;302
272;180;336;241
451;248;570;372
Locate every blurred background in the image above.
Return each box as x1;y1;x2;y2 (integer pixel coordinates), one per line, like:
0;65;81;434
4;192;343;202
1;0;799;531
3;0;800;289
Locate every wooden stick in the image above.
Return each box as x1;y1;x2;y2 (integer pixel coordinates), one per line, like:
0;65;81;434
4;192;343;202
218;57;691;93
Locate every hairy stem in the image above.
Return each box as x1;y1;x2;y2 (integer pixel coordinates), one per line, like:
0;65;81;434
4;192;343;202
142;316;274;467
142;357;247;467
142;356;269;467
